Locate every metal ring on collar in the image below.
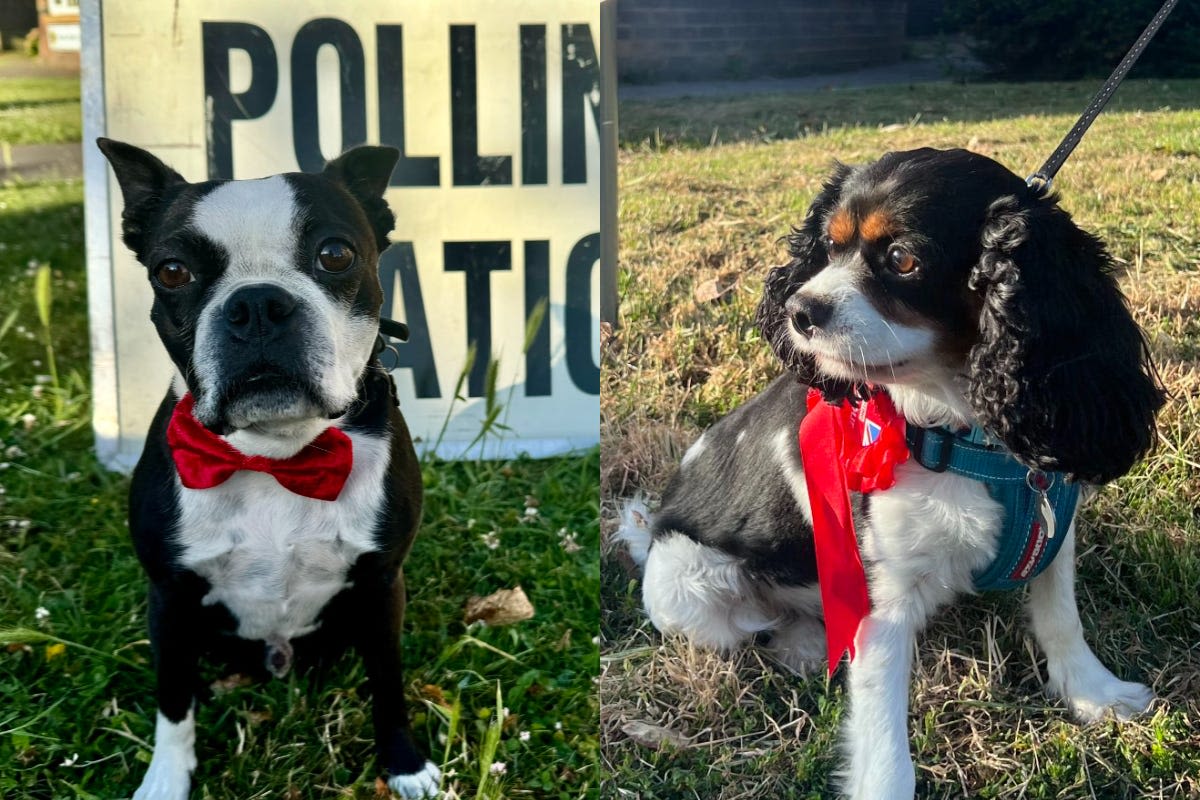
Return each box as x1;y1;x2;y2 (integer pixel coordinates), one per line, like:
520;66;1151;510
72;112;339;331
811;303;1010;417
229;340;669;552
1026;173;1053;195
1025;469;1053;493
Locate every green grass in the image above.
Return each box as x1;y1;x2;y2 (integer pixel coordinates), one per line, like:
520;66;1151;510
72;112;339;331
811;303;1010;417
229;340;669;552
603;79;1200;799
619;78;1200;151
0;123;598;799
0;58;81;145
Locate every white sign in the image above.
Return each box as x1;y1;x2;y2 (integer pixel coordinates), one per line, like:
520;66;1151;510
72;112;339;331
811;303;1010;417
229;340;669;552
47;22;81;52
83;0;602;468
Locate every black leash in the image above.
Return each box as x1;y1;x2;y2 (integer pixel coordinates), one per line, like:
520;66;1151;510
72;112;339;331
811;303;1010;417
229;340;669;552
1027;0;1179;194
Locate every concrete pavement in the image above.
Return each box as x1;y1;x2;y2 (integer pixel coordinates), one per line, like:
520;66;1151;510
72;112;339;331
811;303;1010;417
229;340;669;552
620;58;953;102
0;52;82;182
0;142;82;182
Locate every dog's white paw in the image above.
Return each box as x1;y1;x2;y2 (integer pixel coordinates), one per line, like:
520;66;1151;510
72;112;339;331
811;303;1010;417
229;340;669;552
387;760;442;799
131;757;192;800
1048;652;1155;723
767;616;826;675
1062;674;1155;723
841;758;916;800
133;710;196;800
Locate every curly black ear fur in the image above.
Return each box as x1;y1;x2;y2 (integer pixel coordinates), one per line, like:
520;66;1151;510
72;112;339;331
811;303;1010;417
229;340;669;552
755;163;865;402
968;193;1165;484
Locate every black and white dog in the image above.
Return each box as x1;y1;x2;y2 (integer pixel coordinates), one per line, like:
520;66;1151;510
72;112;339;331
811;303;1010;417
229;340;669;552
98;139;439;799
618;148;1165;798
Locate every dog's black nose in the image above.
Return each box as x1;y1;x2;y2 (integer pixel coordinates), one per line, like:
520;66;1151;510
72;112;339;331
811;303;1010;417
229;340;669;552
223;284;298;340
786;296;832;338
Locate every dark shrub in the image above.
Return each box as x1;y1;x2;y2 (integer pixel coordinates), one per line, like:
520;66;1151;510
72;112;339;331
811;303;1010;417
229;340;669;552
947;0;1200;80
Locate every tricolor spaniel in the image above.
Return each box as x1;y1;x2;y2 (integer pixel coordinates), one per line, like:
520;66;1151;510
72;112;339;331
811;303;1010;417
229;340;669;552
618;148;1165;799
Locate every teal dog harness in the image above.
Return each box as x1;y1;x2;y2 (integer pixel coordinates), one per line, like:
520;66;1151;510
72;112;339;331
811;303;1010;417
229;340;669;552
905;425;1081;591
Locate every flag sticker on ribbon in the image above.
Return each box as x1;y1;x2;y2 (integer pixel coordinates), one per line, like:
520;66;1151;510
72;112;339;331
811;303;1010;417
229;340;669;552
856;402;883;446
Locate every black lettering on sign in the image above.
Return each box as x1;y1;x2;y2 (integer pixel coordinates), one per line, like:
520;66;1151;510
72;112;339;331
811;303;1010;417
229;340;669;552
202;22;278;180
444;242;512;397
449;26;512;186
291;18;367;174
520;25;547;186
377;25;440;187
565;233;599;395
561;24;600;185
379;244;441;399
523;240;551;396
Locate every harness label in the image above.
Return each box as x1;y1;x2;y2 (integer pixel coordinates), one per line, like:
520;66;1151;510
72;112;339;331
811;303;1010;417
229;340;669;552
1010;521;1047;581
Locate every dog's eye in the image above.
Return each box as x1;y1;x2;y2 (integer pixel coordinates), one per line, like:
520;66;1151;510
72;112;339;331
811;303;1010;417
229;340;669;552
821;235;835;251
154;260;193;289
888;247;919;275
317;239;356;273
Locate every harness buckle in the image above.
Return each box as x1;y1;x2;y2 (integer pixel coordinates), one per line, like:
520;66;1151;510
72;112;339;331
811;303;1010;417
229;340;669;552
909;426;954;472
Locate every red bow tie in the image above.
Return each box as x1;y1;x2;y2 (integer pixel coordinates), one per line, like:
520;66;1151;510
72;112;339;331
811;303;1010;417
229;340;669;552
166;394;353;502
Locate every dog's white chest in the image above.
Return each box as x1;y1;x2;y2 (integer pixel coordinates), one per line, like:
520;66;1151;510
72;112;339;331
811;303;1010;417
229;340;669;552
860;460;1005;597
174;431;390;643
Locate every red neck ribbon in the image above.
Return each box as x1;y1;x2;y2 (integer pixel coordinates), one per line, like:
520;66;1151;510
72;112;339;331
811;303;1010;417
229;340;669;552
798;388;909;673
166;393;353;502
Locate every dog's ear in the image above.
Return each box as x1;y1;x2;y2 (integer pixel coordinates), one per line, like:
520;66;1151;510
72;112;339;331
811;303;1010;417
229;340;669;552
324;146;400;251
967;194;1165;484
323;145;399;199
97;138;186;259
756;163;862;401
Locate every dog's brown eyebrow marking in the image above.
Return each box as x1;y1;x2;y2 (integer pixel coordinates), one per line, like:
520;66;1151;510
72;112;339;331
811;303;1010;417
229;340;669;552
859;209;896;242
828;208;855;245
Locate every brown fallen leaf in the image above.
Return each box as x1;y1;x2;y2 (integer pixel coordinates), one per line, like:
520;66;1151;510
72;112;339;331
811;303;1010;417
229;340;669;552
599;320;614;348
464;586;535;626
242;708;273;725
1149;167;1169;182
621;720;690;750
210;673;254;695
693;271;739;305
420;683;451;708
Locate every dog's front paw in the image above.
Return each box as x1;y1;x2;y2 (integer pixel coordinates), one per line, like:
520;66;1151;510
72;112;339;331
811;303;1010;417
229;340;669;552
842;763;916;800
1047;655;1155;723
1064;676;1155;723
131;759;192;800
387;760;441;799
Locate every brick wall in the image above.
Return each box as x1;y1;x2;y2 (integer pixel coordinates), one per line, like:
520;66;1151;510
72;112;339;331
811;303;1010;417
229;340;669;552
617;0;908;83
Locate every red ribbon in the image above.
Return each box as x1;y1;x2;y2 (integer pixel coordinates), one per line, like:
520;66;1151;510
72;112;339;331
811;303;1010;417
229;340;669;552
798;388;908;673
166;393;353;502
